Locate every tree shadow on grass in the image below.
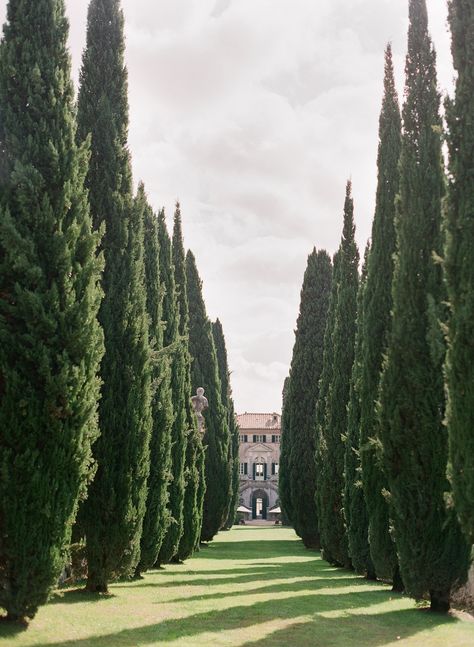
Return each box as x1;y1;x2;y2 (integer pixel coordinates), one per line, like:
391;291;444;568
0;617;29;639
48;589;117;606
165;579;386;606
238;607;461;647
126;555;357;591
30;591;459;647
198;539;303;560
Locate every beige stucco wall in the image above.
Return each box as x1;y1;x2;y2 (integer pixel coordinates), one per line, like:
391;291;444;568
238;427;281;513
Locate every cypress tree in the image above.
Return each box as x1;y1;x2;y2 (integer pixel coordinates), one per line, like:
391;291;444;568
279;376;293;524
186;251;232;542
344;244;375;578
286;249;333;548
0;0;103;621
177;424;205;561
379;0;469;612
212;319;239;529
156;209;187;565
78;0;152;592
224;413;240;529
172;205;205;561
359;45;402;586
136;187;173;575
314;250;340;538
444;0;474;544
318;182;359;569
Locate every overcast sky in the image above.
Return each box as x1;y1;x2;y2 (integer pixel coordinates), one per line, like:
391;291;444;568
0;1;454;413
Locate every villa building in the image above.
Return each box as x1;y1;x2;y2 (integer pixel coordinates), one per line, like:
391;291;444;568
237;412;281;521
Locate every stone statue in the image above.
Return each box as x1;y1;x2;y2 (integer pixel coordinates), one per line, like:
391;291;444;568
191;387;208;434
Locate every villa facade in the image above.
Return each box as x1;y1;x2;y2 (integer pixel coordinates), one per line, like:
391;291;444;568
237;412;281;521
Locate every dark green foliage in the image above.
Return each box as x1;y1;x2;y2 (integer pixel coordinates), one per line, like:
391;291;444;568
314;251;340;537
318;182;359;569
177;428;206;560
359;45;401;583
225;417;240;529
286;249;333;549
172;206;205;562
86;179;151;589
0;0;103;621
136;186;173;575
157;209;187;565
224;409;240;529
78;0;152;592
444;0;474;544
77;0;131;240
379;0;469;612
344;245;375;578
186;251;232;542
279;377;293;524
212;319;239;530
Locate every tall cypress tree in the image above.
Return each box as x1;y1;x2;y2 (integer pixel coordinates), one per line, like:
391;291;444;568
172;205;205;562
314;250;340;539
379;0;469;612
0;0;103;621
279;376;293;524
136;187;173;575
212;319;239;529
224;412;240;529
286;249;332;548
344;244;375;578
359;45;402;586
318;182;359;569
78;0;152;592
444;0;474;544
157;209;187;565
186;251;232;542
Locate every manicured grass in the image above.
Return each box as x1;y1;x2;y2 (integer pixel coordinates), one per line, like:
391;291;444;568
1;526;474;646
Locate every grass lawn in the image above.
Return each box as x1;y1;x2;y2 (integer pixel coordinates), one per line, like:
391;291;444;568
1;526;474;646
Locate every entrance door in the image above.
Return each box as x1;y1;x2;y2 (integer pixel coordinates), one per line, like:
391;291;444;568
251;490;269;520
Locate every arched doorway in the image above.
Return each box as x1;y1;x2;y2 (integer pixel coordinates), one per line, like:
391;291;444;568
251;489;269;520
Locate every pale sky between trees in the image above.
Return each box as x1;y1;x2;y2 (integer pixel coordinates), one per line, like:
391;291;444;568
0;0;454;412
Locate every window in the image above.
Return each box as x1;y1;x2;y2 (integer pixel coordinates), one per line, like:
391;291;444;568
253;462;267;480
239;463;248;476
239;434;248;443
252;434;266;443
271;435;280;443
272;463;280;476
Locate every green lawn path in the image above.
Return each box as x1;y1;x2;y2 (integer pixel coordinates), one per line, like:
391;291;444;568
1;526;473;646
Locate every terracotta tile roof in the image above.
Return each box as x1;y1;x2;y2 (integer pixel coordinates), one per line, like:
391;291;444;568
236;412;281;430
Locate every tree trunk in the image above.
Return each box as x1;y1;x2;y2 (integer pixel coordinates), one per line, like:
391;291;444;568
392;564;404;593
4;612;27;625
366;566;377;581
86;579;109;594
430;589;451;613
302;535;321;550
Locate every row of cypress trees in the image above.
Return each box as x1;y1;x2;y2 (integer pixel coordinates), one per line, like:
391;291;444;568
0;0;237;623
281;0;474;613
